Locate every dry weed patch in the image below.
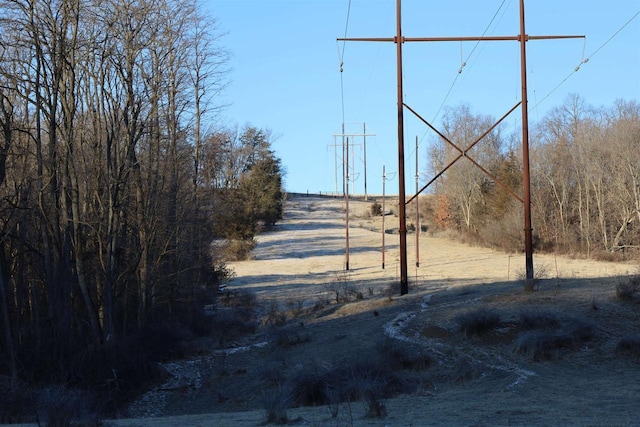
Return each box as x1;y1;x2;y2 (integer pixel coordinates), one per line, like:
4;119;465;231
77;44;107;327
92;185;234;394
616;336;640;359
455;308;501;337
513;317;594;361
615;275;640;301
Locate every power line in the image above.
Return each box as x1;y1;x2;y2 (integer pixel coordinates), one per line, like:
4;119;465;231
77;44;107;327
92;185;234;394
525;9;640;121
429;0;509;124
474;8;640;143
338;0;352;128
407;0;509;179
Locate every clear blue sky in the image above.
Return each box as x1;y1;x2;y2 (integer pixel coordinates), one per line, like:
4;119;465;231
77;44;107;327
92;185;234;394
205;0;640;196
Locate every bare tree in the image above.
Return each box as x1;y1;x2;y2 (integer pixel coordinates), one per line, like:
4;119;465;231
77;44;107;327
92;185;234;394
429;104;504;231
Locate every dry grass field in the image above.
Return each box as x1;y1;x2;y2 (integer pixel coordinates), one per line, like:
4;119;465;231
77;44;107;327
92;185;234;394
18;194;639;427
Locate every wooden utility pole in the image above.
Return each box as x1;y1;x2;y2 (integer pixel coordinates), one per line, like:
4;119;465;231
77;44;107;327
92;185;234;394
338;0;583;292
415;136;419;269
382;165;386;270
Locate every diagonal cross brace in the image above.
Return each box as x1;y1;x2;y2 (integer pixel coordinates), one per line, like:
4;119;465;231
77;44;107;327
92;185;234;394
405;101;524;205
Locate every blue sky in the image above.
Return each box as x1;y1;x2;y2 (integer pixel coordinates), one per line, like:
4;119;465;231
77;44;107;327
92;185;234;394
205;0;640;196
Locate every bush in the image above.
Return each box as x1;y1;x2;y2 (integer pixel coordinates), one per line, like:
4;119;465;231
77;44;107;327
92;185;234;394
376;339;431;371
324;275;362;304
218;289;258;309
258;359;288;387
211;311;257;348
36;385;98;427
261;385;291;425
616;276;640;301
370;201;382;216
0;381;33;424
452;358;484;384
514;322;593;361
616;336;640;358
514;331;570;361
519;309;560;330
330;360;405;406
263;299;287;327
270;326;310;349
517;263;550;291
285;297;306;318
478;208;523;253
281;357;408;418
287;367;329;407
455;308;501;337
222;238;257;261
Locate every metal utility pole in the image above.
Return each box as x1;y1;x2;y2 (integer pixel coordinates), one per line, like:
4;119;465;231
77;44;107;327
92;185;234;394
395;0;409;295
333;0;412;295
415;136;420;269
342;125;346;196
332;126;375;197
338;0;583;292
382;165;386;270
345;137;350;270
334;141;338;195
518;1;534;286
363;123;368;201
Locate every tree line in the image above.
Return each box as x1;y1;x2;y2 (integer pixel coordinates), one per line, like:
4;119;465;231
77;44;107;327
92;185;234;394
0;0;283;409
428;95;639;259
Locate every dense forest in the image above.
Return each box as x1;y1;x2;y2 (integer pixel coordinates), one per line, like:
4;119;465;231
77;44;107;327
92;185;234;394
0;0;283;419
428;95;640;259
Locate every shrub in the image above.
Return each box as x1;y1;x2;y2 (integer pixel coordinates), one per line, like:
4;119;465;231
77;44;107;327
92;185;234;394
346;364;391;419
218;289;258;309
221;238;257;261
452;358;484;383
517;263;550;291
36;385;97;427
514;330;571;361
616;276;640;301
370;201;382;216
287;367;329;407
0;381;33;424
455;308;501;337
616;336;640;358
514;322;593;361
211;311;257;348
519;309;560;330
376;339;431;371
479;214;523;253
258;359;288;387
285;297;306;318
261;385;292;425
263;300;287;327
324;275;362;304
283;357;407;418
569;323;594;343
270;326;310;348
362;384;388;419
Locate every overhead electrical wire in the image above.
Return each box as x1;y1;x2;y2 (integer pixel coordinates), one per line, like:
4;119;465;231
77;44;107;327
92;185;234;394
338;0;395;182
407;0;510;182
416;4;639;155
429;0;509;125
338;0;352;129
530;9;640;114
